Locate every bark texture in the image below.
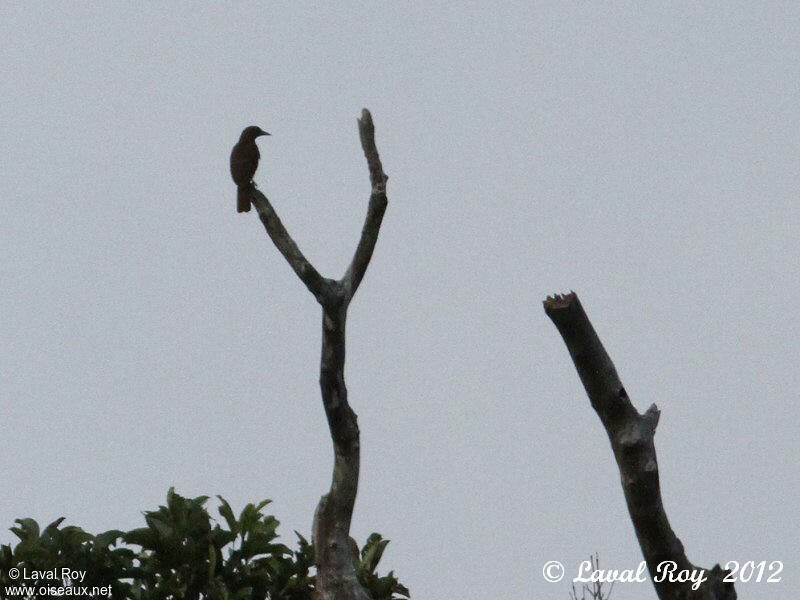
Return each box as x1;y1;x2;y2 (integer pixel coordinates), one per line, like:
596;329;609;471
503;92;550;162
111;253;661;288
249;109;388;600
544;292;736;600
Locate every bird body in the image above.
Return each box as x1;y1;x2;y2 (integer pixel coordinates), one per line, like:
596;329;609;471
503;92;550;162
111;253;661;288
230;126;270;212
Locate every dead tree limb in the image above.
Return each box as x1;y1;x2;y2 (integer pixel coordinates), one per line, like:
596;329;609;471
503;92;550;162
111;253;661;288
250;109;388;600
544;292;736;600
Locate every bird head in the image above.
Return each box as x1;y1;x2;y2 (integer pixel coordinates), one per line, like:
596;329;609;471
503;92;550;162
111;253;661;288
240;125;271;141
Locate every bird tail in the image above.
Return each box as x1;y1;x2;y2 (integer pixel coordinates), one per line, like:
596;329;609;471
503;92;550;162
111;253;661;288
237;184;251;213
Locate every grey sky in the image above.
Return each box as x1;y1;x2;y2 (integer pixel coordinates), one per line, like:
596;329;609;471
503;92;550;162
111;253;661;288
1;3;798;598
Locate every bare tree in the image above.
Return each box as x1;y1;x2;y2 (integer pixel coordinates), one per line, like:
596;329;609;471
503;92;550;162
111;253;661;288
248;109;388;600
570;554;614;600
544;293;737;600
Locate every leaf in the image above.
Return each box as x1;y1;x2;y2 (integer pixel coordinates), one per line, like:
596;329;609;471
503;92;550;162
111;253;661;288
123;527;159;549
145;514;174;538
362;538;390;573
166;487;186;521
0;545;13;567
249;518;278;541
42;517;66;538
95;529;124;549
210;528;237;548
59;526;92;545
240;537;285;561
217;496;238;534
13;518;40;540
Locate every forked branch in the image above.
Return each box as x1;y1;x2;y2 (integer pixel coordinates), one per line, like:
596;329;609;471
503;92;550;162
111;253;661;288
252;188;328;303
250;109;389;600
343;109;389;301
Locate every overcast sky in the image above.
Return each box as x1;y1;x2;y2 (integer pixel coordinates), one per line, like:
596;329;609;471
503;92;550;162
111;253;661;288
2;3;798;599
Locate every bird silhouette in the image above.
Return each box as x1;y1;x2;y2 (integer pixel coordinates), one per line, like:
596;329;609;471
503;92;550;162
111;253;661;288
230;126;270;213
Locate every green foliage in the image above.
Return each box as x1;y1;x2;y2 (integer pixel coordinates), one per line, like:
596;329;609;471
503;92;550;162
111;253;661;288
354;534;409;600
0;489;408;600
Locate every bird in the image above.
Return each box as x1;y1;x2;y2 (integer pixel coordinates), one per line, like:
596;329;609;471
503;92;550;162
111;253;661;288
230;125;270;213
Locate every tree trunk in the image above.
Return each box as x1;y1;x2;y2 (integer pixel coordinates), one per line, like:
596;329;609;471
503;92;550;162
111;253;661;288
248;109;388;600
544;292;736;600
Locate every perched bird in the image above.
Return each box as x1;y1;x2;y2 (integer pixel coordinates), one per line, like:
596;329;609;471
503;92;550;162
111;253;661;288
230;126;270;213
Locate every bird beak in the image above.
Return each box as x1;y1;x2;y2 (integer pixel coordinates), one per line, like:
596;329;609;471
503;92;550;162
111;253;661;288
260;131;271;137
